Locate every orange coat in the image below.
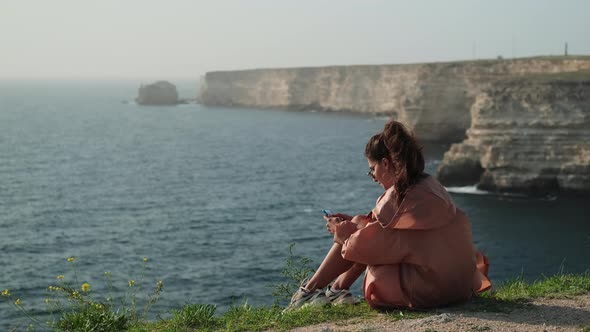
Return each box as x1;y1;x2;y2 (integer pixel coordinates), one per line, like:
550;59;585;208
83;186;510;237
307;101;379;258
341;175;491;309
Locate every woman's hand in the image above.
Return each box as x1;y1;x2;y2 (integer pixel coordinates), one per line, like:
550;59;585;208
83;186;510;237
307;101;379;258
332;220;358;245
331;213;352;221
324;215;343;234
325;216;357;244
324;213;363;235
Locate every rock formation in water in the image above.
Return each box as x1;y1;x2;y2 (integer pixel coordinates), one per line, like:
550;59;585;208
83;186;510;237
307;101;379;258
199;57;590;141
437;72;590;195
136;81;179;105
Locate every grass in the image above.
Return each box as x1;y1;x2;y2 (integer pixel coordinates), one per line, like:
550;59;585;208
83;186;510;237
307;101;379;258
1;256;164;332
2;255;589;331
123;272;590;331
492;273;590;301
127;301;425;332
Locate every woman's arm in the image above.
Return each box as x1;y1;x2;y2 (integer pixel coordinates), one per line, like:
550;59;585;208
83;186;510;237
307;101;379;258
341;222;407;265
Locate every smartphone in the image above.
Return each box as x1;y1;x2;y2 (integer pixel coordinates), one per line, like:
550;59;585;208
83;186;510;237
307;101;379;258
322;209;333;217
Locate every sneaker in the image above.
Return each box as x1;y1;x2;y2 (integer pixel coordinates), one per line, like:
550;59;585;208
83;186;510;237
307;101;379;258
285;287;330;310
325;286;355;305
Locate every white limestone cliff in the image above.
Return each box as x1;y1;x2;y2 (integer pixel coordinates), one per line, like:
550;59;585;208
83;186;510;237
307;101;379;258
200;57;590;142
437;72;590;195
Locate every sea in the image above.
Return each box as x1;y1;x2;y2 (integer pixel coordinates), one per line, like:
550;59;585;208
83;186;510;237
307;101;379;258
1;80;589;328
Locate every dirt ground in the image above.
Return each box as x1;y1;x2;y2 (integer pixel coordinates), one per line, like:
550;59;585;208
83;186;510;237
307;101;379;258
289;293;590;332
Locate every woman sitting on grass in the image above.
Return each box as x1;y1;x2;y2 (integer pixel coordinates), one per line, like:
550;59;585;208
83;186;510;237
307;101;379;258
287;120;491;310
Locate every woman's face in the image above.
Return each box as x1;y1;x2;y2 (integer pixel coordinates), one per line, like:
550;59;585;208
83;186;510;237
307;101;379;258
367;158;394;190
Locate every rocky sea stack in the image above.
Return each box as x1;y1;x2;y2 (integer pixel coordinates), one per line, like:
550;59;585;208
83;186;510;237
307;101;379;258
437;71;590;195
136;81;179;105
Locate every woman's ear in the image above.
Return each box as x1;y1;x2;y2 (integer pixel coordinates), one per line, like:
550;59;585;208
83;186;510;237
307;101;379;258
381;157;390;170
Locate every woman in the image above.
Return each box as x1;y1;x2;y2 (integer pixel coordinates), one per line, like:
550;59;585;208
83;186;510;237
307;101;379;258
287;120;491;310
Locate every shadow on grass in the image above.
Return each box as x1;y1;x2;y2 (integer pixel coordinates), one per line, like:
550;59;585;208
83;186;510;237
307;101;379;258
459;295;527;313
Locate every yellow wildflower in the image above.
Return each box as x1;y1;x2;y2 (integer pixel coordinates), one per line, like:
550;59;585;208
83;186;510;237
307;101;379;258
14;298;21;306
143;257;148;262
1;289;9;297
128;280;135;287
45;298;50;304
57;275;65;280
81;282;91;293
67;257;75;262
72;291;80;299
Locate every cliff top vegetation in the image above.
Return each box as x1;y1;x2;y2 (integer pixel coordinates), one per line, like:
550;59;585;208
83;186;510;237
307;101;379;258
205;55;590;75
2;270;589;331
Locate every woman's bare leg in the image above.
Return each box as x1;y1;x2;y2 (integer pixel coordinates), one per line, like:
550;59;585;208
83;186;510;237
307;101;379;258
304;243;356;291
331;262;366;290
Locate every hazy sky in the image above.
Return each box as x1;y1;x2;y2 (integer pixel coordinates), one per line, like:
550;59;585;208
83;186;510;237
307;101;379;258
1;0;588;79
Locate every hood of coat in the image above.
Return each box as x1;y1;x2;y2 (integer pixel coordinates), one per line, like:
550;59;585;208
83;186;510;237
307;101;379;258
373;175;458;230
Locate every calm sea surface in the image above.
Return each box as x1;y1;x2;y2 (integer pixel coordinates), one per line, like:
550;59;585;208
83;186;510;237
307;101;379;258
1;80;589;328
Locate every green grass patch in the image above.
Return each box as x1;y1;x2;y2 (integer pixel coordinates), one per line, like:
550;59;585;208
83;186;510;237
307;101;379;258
493;273;590;302
129;302;381;332
130;276;590;332
56;304;128;332
461;295;523;313
461;272;590;315
3;252;589;332
134;276;590;332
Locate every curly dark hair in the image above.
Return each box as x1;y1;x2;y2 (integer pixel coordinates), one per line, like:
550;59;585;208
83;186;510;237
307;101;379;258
364;120;425;203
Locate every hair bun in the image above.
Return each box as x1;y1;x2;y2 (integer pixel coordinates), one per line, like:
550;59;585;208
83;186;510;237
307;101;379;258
382;120;409;155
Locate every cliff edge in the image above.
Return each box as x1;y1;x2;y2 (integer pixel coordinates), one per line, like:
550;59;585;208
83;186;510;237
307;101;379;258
437;72;590;195
199;56;590;141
